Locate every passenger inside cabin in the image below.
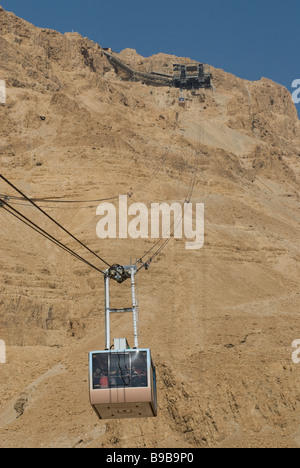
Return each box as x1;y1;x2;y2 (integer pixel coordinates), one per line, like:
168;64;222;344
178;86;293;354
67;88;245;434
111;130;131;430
100;372;109;388
93;368;101;389
132;359;147;387
93;354;109;389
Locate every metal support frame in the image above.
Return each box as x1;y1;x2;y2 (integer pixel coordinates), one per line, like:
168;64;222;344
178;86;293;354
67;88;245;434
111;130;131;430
104;265;139;350
105;273;110;351
131;268;139;349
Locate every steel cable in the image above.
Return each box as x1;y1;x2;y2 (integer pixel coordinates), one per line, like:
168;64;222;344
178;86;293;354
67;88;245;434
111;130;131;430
0;199;106;275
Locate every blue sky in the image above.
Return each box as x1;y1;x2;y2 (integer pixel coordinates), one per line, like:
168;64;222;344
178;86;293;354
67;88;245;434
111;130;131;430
1;0;300;113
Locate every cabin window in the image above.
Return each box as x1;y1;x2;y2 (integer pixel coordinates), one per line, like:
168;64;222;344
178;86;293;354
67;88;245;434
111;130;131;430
92;351;148;389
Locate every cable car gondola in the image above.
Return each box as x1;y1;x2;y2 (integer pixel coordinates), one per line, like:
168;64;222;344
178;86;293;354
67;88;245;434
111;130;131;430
178;88;186;108
89;347;157;419
89;265;158;420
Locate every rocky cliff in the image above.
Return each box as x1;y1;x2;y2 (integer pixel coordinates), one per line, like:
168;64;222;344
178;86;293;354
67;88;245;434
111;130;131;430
0;6;300;448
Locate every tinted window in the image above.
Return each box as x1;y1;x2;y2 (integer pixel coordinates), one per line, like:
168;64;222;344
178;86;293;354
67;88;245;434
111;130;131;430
110;353;131;387
92;353;109;389
92;351;148;389
131;351;148;388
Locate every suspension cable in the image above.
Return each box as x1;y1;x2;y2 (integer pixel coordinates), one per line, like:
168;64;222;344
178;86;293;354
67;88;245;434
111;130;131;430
0;199;106;275
137;123;200;272
0;174;111;269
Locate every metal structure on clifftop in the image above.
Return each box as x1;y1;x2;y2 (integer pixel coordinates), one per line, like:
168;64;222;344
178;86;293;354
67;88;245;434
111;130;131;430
102;49;212;90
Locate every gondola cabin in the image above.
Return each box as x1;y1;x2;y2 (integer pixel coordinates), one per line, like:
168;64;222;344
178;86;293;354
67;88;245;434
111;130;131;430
89;348;157;419
178;88;186;108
